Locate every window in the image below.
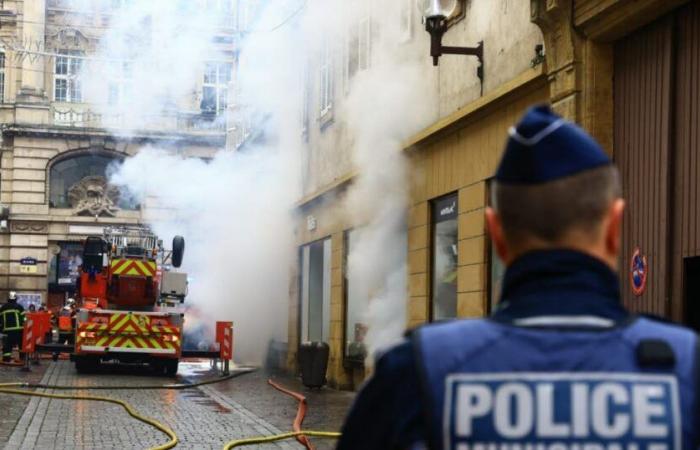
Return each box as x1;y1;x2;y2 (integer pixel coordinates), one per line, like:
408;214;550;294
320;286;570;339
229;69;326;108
206;0;232;12
0;51;5;103
235;0;254;32
54;50;83;103
301;63;310;139
487;179;505;312
300;238;332;343
55;242;83;287
319;40;333;119
345;14;371;84
344;229;369;364
108;61;133;106
431;193;458;321
207;0;234;27
399;0;413;42
49;154;137;209
110;0;131;8
202;61;232;114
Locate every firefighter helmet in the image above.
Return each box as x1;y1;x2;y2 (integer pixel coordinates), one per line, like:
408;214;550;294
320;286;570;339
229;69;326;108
8;291;17;301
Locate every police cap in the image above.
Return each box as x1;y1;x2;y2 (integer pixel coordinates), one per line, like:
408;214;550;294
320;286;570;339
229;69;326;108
495;105;611;184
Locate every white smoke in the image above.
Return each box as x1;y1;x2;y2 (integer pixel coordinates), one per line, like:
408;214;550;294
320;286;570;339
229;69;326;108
78;0;231;131
82;0;305;363
341;14;436;358
80;0;435;365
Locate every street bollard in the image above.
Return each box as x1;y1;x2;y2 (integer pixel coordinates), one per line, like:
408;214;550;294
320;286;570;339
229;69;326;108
21;318;35;372
215;321;233;376
26;312;50;366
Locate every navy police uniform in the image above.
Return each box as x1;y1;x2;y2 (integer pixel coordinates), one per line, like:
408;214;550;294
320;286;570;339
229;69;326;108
337;106;700;450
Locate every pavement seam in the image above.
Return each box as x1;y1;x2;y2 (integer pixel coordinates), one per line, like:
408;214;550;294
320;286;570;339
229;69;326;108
5;361;57;449
198;384;299;450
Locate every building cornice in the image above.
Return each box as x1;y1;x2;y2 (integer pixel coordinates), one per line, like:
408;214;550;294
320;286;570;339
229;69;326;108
295;66;547;210
403;65;546;149
574;0;690;42
0;123;226;146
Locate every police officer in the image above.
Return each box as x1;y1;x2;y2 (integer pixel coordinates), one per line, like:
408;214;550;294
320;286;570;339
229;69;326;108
337;105;699;449
0;291;24;362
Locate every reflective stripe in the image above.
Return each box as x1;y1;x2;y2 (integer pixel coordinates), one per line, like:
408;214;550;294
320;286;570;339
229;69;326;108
79;345;176;354
508;119;566;146
0;309;23;331
512;315;615;328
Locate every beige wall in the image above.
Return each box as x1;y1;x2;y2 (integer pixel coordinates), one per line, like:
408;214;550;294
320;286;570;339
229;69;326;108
301;0;543;199
406;74;548;328
437;1;543;116
290;2;548;389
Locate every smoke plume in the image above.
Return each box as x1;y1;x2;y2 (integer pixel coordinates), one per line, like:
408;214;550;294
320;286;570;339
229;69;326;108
79;0;435;364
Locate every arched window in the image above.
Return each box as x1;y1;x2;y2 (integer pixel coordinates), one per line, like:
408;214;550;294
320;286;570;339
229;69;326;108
49;153;136;210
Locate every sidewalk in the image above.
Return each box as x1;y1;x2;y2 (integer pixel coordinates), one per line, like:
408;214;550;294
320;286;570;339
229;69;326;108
211;369;356;449
0;358;50;448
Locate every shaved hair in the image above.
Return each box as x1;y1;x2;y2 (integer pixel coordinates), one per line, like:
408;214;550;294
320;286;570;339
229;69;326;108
492;165;622;244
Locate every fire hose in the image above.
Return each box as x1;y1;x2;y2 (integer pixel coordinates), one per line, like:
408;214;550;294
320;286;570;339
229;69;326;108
0;369;342;450
221;379;342;449
0;386;179;450
222;430;342;449
0;368;257;450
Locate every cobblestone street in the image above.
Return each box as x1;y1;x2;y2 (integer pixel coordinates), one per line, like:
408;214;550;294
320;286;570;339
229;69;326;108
0;360;353;450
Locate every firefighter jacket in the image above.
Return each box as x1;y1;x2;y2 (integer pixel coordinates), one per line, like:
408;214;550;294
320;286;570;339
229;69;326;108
0;302;24;332
337;250;700;450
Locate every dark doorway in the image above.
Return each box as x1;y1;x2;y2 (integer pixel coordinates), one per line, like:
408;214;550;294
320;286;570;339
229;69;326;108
683;257;700;332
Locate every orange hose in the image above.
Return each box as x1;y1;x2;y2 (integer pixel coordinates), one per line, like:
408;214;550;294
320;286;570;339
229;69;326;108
0;360;23;366
267;379;314;450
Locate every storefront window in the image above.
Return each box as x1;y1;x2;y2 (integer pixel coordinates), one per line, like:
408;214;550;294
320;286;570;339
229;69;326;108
48;242;83;292
300;238;331;343
344;229;369;364
489;243;505;312
487;179;506;312
431;193;458;321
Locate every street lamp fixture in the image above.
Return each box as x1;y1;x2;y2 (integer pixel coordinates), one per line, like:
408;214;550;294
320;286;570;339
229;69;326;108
420;0;483;81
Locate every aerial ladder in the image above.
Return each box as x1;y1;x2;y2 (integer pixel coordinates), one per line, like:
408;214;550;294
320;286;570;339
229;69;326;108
71;226;188;375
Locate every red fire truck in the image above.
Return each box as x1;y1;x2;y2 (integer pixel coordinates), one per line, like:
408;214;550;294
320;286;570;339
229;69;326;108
72;226;188;375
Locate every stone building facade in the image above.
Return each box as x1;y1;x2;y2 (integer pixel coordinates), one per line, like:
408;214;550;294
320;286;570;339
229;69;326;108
291;0;700;391
0;0;240;309
289;0;546;390
536;0;700;328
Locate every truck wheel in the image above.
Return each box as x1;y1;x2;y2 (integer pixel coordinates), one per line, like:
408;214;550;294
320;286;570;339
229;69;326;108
164;359;178;377
171;236;185;268
75;356;98;373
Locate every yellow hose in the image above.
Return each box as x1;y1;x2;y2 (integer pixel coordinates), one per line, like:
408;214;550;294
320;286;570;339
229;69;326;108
222;430;341;449
0;387;178;450
0;383;341;450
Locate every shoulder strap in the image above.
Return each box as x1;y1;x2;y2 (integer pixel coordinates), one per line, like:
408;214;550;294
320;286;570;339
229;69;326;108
694;334;700;447
410;327;439;450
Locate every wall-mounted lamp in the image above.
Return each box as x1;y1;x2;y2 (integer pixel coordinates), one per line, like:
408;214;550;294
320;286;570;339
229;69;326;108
420;0;483;81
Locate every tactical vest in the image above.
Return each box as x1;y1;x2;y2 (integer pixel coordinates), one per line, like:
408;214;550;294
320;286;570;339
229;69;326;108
413;316;699;450
0;307;24;331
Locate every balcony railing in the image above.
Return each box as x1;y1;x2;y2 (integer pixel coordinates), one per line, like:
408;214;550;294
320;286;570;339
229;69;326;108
51;105;226;134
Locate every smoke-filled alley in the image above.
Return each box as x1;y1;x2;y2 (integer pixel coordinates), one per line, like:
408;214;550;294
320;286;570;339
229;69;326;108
1;0;696;449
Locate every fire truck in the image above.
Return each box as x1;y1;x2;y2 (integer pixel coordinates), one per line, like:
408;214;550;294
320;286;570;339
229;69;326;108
72;226;188;375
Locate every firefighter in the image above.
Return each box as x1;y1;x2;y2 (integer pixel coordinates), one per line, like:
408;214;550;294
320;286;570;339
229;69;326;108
57;298;76;345
0;291;24;362
337;105;700;449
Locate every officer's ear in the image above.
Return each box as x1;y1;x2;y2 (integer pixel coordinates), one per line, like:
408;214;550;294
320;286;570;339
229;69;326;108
486;207;510;264
605;198;625;257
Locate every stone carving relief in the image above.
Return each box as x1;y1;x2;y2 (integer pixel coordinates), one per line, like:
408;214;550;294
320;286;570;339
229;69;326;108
68;176;120;217
11;222;48;234
46;27;94;51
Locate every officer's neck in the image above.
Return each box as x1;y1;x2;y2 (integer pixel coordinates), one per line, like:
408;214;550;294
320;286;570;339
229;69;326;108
505;231;618;273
